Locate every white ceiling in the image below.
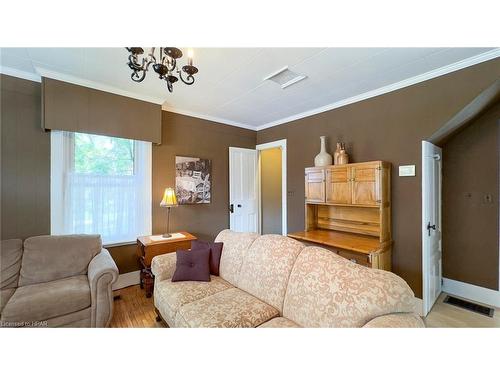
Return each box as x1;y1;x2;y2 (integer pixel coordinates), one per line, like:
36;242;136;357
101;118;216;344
1;47;499;130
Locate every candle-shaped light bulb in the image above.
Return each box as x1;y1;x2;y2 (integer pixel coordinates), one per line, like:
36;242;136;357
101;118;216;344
187;49;194;66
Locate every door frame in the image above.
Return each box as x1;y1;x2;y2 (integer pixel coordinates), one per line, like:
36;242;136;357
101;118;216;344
421;140;443;316
256;139;287;235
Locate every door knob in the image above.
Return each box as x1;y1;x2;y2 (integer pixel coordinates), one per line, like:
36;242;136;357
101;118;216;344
427;222;436;236
237;204;242;208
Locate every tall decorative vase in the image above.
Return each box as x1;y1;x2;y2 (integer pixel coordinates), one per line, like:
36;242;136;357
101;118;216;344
314;136;333;167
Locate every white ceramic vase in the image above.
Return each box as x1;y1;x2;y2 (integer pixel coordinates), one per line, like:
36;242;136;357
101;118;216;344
314;136;333;167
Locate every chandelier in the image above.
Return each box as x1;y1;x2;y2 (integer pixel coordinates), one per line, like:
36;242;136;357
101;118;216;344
125;47;199;92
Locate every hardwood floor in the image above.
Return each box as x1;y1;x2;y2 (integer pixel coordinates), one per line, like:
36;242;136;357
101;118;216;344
110;285;166;328
424;293;500;328
109;285;499;328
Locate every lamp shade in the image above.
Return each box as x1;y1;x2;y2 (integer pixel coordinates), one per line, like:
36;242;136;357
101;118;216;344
160;188;178;207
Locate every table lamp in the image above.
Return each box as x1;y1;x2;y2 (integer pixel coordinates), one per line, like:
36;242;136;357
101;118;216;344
160;187;178;238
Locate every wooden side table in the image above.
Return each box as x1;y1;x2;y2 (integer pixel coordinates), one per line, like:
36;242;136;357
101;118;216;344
136;232;197;297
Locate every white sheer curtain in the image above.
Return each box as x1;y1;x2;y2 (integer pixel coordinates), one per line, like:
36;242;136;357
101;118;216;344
51;131;152;245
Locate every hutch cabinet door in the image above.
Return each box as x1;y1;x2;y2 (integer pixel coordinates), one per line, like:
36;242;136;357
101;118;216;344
305;168;325;203
351;163;381;206
325;166;352;204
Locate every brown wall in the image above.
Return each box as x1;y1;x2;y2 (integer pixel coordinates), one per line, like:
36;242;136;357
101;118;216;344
442;102;500;290
260;147;282;234
1;74;50;240
257;58;500;297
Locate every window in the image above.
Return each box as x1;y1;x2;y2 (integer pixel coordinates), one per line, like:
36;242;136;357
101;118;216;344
51;131;152;245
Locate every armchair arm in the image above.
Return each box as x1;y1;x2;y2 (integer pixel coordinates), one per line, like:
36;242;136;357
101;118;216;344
363;313;425;328
151;252;177;282
88;248;119;327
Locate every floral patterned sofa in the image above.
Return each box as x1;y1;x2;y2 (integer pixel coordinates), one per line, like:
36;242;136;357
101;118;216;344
151;230;424;328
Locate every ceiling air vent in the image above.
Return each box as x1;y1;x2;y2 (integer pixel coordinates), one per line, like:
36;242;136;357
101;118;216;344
263;66;307;89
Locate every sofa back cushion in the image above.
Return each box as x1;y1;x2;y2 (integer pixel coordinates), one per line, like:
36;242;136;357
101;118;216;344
19;235;102;287
1;239;23;289
237;235;305;313
214;230;259;286
283;246;416;327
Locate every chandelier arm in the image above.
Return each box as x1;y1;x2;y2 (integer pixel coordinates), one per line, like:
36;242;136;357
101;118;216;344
178;69;195;85
131;70;147;83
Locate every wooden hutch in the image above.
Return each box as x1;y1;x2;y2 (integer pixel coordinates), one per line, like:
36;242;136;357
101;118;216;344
288;161;392;270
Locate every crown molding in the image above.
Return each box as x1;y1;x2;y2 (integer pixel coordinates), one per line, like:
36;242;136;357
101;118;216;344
34;66;165;105
255;48;500;131
0;65;41;82
161;105;258;131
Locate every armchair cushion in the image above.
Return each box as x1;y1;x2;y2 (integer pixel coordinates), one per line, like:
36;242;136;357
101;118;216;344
1;288;16;315
19;235;102;286
1;275;91;322
1;239;23;289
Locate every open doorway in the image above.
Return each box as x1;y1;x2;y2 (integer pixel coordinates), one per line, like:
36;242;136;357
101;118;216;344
256;139;287;235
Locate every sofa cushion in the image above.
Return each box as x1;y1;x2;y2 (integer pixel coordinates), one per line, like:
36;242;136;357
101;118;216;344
172;248;211;282
175;288;279;328
19;235;101;286
1;275;91;322
0;288;16;315
191;240;223;276
214;230;259;286
258;317;301;328
1;239;23;289
237;234;305;313
154;276;233;325
363;313;425;328
283;246;416;328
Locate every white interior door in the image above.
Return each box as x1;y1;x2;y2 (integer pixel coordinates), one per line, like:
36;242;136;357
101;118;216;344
229;147;258;232
422;141;443;316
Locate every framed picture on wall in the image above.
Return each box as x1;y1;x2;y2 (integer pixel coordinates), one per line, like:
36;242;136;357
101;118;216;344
175;156;212;204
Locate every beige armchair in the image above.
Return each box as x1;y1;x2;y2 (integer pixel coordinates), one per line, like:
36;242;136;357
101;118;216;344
0;235;118;327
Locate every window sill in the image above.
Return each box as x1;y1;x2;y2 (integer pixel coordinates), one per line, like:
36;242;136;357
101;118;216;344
103;241;137;248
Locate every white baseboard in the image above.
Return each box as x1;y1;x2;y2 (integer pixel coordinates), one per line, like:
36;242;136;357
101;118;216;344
113;270;141;291
414;297;424;316
442;278;500;308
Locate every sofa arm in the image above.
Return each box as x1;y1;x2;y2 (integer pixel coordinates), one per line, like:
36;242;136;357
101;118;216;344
151;252;177;282
88;248;119;327
363;313;425;328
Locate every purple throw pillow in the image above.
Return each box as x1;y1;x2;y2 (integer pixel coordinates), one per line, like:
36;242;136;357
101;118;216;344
171;248;211;282
191;240;223;276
